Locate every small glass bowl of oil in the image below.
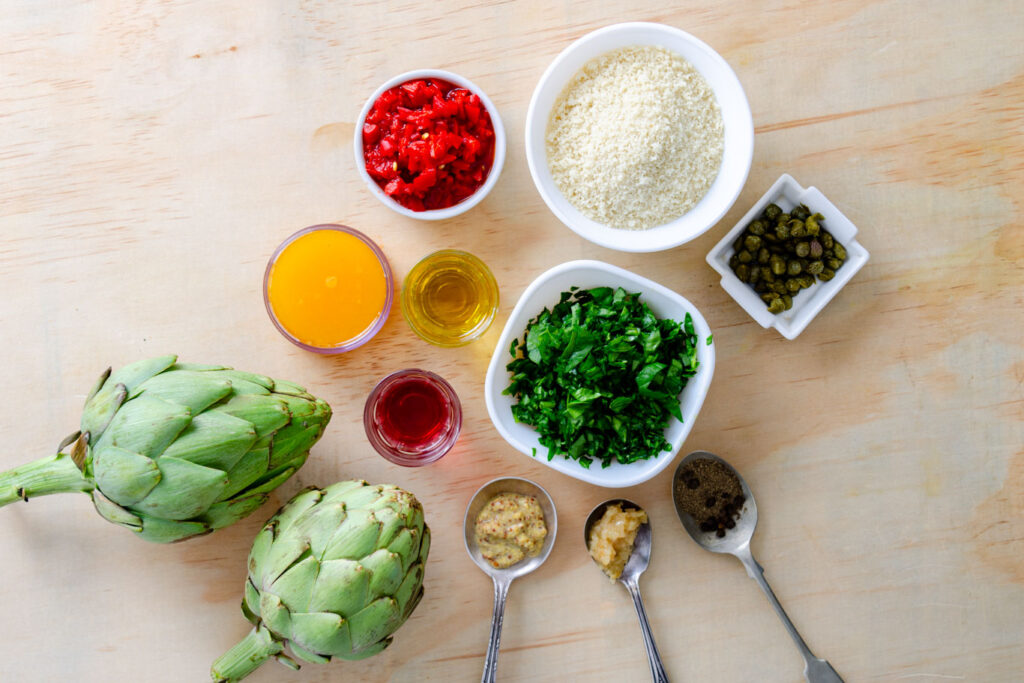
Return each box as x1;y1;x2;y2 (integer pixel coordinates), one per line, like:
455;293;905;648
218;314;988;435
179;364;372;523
401;250;499;347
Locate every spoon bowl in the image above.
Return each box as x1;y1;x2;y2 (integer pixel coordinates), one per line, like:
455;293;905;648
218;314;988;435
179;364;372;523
464;477;557;578
583;498;652;579
672;450;758;554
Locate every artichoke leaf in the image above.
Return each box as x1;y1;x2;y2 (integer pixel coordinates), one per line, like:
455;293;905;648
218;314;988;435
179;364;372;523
134;456;227;521
258;534;312;586
294;501;348;558
129;372;233;414
361;548;405;600
322;508;381;561
371;506;405;549
271;488;322;531
213;394;290;439
319;480;368;504
241;460;305;498
94;394;192;459
288;612;349;661
217;447;270;502
223;370;275;392
386;527;419;572
267;425;322;470
91;446;160;506
307;559;369;617
91;491;143;529
269;379;312;398
347;597;402;653
270;555;320;613
287;641;331;665
394;563;425;616
259;592;293;640
161;411;256;472
202;494;268;531
133;511;210;544
243;580;261;624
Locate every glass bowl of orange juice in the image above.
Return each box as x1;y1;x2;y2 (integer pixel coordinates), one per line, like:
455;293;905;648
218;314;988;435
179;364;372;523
264;224;393;353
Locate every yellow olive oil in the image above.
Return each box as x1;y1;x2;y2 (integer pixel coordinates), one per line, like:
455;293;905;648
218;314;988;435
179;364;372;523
401;250;499;347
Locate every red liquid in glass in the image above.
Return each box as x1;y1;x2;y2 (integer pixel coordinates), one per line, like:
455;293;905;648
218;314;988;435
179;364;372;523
374;376;450;451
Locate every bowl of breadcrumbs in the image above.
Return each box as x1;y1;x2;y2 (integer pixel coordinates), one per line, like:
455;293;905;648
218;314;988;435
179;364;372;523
526;22;754;253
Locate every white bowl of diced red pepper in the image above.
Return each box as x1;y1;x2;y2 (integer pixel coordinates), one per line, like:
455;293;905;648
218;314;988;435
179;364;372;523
354;69;507;220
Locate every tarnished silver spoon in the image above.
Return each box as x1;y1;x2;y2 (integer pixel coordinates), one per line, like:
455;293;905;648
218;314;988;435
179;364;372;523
584;499;669;683
672;451;843;683
464;477;557;683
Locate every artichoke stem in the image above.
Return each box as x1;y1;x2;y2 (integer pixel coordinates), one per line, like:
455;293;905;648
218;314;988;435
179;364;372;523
0;453;94;507
211;625;284;682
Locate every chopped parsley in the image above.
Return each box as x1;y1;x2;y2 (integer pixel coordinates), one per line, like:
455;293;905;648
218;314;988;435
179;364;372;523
503;286;699;469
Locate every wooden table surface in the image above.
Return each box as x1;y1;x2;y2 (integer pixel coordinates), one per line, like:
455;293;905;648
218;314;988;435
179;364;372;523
2;1;1021;681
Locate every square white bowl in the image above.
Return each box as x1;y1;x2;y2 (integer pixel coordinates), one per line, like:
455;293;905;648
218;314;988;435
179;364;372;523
524;22;754;252
706;174;870;339
484;260;715;488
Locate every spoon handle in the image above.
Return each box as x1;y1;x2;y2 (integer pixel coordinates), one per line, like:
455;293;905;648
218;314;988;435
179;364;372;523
623;577;670;683
481;576;511;683
737;549;843;683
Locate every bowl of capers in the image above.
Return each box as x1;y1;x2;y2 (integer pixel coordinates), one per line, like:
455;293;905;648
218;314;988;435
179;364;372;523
705;173;869;339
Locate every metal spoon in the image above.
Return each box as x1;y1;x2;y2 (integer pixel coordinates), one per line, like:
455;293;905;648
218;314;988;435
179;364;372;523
464;477;557;683
584;499;669;683
672;451;843;683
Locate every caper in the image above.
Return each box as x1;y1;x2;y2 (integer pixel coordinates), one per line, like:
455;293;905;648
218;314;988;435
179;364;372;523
764;203;782;221
819;268;835;281
772;281;787;295
805;214;821;237
799;275;815;288
821;232;834;249
767;298;786;314
738;250;753;263
787;260;803;276
826;258;842;270
775;222;790;239
777;213;791;225
748;265;761;282
735;264;750;281
744;235;762;251
790;222;807;238
754;280;769;293
795;241;811;258
808;240;823;258
770;255;786;275
806;260;825;275
833;243;847;260
786;279;801;293
763;233;778;243
729;254;740;269
762;269;775;283
748;220;767;236
760;292;778;303
791;204;811;221
758;247;770;264
782;294;793;310
733;235;746;251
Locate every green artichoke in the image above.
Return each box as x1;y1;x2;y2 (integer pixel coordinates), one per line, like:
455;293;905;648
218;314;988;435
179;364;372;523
211;481;430;682
0;355;331;543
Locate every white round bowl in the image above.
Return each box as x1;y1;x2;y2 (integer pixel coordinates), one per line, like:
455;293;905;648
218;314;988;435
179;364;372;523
524;22;754;252
354;69;507;221
484;260;715;488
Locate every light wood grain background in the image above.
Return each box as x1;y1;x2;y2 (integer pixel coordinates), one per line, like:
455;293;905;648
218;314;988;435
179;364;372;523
1;1;1022;681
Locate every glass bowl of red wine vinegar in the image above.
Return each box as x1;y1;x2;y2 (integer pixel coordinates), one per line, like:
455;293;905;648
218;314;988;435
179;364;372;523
364;369;462;466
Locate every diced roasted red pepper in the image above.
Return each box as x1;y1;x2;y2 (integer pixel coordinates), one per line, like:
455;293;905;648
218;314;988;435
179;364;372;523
362;77;495;212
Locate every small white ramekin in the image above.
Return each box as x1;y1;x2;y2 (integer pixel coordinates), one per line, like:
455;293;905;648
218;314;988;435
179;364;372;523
354;69;506;221
706;173;870;339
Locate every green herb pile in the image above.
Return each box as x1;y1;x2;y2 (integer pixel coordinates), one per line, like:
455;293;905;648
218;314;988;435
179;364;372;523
503;286;699;469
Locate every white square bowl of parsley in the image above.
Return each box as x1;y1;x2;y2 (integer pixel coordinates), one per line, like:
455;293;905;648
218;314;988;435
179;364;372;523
484;260;715;488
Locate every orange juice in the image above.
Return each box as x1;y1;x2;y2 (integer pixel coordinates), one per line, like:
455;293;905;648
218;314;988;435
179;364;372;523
265;226;391;351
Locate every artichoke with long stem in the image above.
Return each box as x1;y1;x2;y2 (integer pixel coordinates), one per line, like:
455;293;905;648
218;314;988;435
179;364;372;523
211;481;430;682
0;355;331;543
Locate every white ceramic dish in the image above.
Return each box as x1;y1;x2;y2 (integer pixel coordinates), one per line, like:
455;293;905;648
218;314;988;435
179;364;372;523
484;260;715;488
524;22;754;252
706;173;870;339
354;69;506;221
